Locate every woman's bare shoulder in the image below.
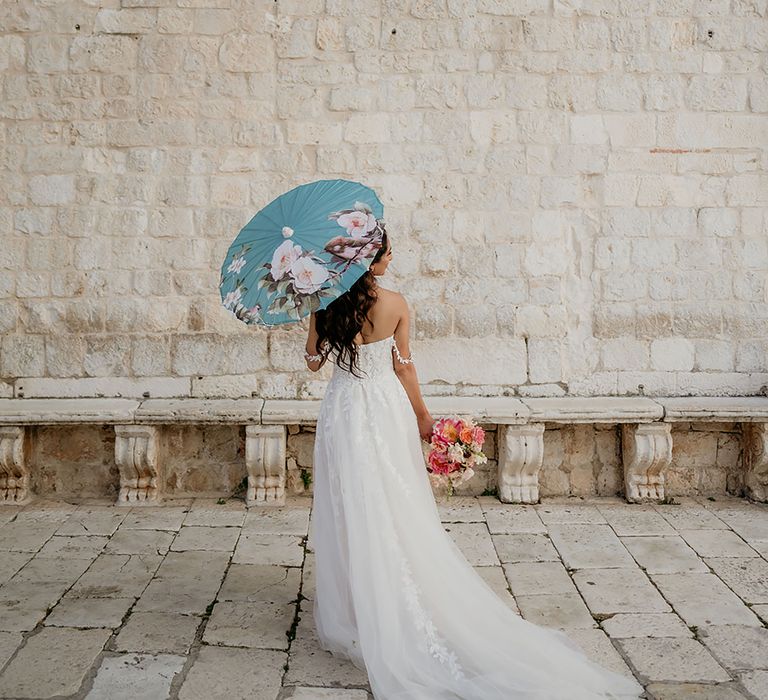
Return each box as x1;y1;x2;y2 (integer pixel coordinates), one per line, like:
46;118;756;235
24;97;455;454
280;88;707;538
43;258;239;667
376;286;407;307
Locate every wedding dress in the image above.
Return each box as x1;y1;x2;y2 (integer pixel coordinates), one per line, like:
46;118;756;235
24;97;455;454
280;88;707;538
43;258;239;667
310;334;644;700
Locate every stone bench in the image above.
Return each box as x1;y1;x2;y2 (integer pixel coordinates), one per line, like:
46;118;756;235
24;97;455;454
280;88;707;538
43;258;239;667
1;396;766;507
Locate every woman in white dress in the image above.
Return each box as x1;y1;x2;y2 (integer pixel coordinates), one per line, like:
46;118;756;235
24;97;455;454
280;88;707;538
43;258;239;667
303;230;644;699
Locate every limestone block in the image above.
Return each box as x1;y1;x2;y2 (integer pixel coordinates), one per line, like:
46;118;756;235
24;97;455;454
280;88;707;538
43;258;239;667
622;422;673;502
115;424;161;505
744;422;768;502
498;423;545;504
245;424;286;506
0;426;28;504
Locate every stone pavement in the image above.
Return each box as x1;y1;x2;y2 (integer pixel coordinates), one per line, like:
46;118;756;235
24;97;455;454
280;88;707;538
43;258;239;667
0;495;767;700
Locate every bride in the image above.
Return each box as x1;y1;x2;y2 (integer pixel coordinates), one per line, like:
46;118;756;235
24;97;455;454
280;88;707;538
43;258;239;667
303;229;644;699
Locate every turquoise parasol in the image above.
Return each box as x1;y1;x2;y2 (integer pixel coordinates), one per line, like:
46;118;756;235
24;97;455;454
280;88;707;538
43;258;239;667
219;179;385;327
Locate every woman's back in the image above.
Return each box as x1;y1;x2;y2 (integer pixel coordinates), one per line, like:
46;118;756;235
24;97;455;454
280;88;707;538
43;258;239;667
352;287;401;346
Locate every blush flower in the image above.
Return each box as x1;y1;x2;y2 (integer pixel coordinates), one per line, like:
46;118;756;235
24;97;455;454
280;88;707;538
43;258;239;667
270;240;302;281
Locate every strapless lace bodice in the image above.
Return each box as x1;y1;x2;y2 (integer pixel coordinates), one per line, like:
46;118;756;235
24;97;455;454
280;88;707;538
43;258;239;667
329;334;398;386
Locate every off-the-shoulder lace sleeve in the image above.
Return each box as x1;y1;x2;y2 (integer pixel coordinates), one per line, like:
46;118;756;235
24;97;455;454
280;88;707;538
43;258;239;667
392;337;414;365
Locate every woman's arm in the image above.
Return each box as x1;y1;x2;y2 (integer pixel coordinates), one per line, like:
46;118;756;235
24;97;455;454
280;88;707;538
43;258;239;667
392;295;434;441
305;311;327;372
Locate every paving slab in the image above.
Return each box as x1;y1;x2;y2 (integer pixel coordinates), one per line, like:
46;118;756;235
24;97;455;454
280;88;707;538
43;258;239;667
170;525;240;552
0;627;111;698
37;534;109;559
598;505;677;536
573;568;671;616
677;529;760;559
0;522;58;552
600;613;692;639
617;638;730;683
698;625;768;672
218;563;301;604
45;595;134;628
69;553;163;598
0;552;34;585
650;572;762;627
653;504;729;531
491;533;560;563
290;688;369;699
481;504;546;534
178;646;287;700
0;580;72;632
9;553;92;584
0;631;22;668
115;611;201;655
444;522;499;565
547;524;636;569
644;682;749;699
502;561;577;597
120;507;189;531
738;670;768;700
566;628;636;679
203;601;295;649
437;496;485;522
621;535;708;573
234;533;305;566
244;507;311;535
133;552;229;614
284;616;369;689
515;593;596;629
104;529;175;556
705;557;768;604
85;653;186;700
475;565;520;614
183;503;247;528
56;507;128;536
536;503;607;525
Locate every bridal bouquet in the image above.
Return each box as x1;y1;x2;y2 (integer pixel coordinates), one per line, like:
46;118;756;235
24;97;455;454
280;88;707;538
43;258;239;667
425;417;487;495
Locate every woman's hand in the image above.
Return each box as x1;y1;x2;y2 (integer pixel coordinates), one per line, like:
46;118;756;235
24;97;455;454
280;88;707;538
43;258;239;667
417;412;435;442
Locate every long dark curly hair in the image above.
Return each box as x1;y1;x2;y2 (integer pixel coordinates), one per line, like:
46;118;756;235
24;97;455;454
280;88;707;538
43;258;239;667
314;230;389;380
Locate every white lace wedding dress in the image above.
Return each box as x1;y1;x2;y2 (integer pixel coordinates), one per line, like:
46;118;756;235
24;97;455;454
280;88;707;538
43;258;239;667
310;334;644;700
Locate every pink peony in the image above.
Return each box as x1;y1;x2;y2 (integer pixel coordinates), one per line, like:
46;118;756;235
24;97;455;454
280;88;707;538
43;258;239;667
472;426;485;445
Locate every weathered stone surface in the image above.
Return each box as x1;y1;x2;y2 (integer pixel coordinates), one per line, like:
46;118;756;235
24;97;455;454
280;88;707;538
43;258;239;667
170;525;240;552
516;593;596;630
621;535;708;573
85;654;186;700
45;595;134;628
704;557;768;604
0;631;22;669
70;554;163;598
698;625;768;672
178;647;286;700
444;522;500;566
601;613;692;639
573;568;671;616
502;561;577;597
482;504;546;534
134;551;229;614
218;564;301;604
618;638;730;683
0;627;111;698
599;505;676;536
115;612;200;654
104;529;175;556
203;601;295;649
644;682;749;699
566;629;636;679
547;524;636;569
677;529;760;559
233;533;305;566
492;533;560;563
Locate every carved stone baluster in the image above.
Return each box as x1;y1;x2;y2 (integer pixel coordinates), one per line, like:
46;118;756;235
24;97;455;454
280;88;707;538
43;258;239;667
497;423;545;504
744;422;768;502
115;425;161;505
621;423;673;503
0;426;29;504
245;425;286;506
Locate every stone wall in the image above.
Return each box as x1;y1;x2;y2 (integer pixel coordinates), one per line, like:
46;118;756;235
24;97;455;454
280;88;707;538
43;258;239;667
1;0;767;400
